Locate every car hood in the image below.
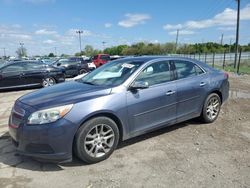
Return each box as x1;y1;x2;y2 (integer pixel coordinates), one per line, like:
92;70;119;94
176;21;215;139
18;81;112;109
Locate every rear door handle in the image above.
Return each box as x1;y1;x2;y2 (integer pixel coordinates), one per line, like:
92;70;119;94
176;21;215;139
166;90;176;96
200;82;206;87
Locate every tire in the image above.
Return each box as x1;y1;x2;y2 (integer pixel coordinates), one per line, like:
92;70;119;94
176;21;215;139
79;69;88;74
74;117;119;164
42;77;56;87
201;93;221;123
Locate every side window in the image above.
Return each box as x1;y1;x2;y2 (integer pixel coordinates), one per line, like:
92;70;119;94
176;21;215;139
2;64;25;73
25;63;45;70
175;61;204;79
135;61;172;86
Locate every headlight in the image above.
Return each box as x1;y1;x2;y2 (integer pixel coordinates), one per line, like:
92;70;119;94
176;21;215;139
27;104;73;125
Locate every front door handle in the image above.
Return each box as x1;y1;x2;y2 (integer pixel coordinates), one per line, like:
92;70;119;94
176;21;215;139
200;82;206;87
19;73;25;77
166;90;176;96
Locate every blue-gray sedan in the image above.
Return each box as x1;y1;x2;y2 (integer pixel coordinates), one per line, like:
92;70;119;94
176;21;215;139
9;56;229;163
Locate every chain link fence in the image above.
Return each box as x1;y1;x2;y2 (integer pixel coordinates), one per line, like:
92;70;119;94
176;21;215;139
175;51;250;74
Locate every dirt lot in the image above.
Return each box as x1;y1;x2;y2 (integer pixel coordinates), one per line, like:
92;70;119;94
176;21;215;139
0;74;250;188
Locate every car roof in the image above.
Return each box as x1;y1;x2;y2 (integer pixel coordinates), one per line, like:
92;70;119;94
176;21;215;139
120;55;209;67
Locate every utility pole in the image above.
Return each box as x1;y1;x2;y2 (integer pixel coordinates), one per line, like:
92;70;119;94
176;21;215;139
234;0;240;69
76;30;83;53
54;47;57;56
20;42;24;57
220;33;224;45
2;48;6;58
175;29;179;54
102;41;106;51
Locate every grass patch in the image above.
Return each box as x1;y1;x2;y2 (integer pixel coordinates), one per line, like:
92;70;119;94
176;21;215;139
210;60;250;74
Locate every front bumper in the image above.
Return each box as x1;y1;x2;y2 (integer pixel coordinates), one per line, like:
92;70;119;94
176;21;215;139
9;116;78;163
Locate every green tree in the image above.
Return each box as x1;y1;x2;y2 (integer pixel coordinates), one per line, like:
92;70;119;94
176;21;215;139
48;53;55;57
16;47;27;58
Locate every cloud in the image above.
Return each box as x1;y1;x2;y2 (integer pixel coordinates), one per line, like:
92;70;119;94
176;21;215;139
35;29;58;35
43;39;56;44
163;4;250;31
163;24;182;30
118;13;151;28
217;26;235;31
104;23;112;28
168;30;195;35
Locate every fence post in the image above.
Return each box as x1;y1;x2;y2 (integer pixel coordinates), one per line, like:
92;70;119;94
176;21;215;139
194;53;196;59
212;52;215;68
199;53;201;60
237;48;242;74
223;51;226;69
205;53;207;64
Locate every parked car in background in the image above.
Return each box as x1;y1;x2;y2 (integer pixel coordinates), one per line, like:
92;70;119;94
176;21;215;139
68;57;96;71
9;56;229;163
0;61;65;90
92;54;110;67
53;57;95;77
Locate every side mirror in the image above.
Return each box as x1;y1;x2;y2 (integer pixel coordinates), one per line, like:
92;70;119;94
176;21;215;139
57;63;61;66
129;81;149;90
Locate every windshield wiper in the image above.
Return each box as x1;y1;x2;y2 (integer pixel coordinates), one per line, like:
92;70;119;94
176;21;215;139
82;81;96;85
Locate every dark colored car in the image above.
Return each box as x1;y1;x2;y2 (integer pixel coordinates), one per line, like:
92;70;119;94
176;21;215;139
9;56;229;163
0;61;65;90
54;57;95;77
92;54;110;67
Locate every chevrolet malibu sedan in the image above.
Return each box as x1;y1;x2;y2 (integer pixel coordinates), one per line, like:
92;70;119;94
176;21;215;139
9;56;229;163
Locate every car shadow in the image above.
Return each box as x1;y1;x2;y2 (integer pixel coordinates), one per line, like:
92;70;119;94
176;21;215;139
0;118;204;171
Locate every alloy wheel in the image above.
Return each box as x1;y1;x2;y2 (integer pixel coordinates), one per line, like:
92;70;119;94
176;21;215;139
206;96;220;120
84;124;115;158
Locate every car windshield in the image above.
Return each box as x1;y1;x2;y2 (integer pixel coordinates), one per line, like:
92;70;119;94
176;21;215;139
80;59;143;87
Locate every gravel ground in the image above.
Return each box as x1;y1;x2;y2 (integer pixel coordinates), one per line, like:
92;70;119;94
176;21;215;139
0;73;250;188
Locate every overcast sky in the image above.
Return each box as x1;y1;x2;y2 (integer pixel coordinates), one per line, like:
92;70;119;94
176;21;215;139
0;0;250;56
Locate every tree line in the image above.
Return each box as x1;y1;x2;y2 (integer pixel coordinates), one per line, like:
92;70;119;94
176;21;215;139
74;42;250;57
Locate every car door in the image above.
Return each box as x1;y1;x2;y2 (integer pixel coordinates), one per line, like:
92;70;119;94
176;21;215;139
173;60;209;121
23;62;46;85
0;63;26;89
126;60;177;135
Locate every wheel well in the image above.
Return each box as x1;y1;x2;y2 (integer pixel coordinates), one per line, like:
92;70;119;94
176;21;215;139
79;113;124;141
211;90;222;102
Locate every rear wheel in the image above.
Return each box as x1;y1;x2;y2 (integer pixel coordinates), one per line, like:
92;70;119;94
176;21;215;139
201;93;221;123
74;117;119;164
42;77;56;87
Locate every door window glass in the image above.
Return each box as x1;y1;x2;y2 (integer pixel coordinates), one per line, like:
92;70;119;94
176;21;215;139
135;61;172;86
174;61;204;79
2;64;25;73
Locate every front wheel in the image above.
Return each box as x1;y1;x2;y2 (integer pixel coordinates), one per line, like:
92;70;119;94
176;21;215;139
74;117;119;164
201;93;221;123
42;77;56;87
